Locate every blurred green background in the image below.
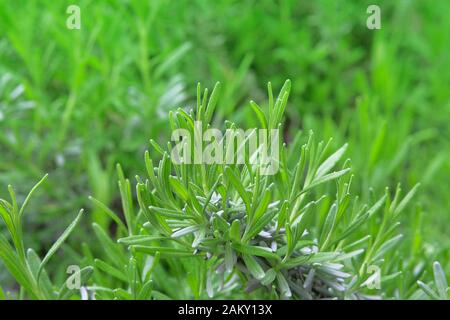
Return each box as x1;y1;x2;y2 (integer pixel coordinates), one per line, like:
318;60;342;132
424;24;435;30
0;0;449;286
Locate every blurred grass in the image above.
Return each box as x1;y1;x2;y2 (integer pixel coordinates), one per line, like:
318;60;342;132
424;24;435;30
0;0;449;286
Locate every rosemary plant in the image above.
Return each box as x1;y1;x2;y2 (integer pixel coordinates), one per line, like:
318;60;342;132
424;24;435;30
1;81;443;300
88;80;422;299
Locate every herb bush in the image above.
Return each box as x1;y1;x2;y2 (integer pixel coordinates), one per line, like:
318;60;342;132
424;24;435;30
1;1;449;295
1;81;447;300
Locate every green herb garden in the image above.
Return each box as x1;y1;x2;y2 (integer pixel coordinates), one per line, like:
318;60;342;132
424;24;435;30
0;0;449;300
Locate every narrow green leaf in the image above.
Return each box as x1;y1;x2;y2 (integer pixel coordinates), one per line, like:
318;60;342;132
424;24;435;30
172;225;199;238
27;249;55;299
149;139;165;156
232;243;280;261
89;196;127;234
152;290;172;300
417;281;440;300
276;272;292;297
252;186;271;223
244;209;277;242
334;249;365;262
261;268;277;286
373;234;403;261
38;209;84;281
282;255;310;269
92;223;127;267
367;194;387;218
394;183;420;216
229;220;241;242
225;242;235;273
19;174;48;218
205;82;221;123
132;245;197;258
0;234;34;295
149;206;192;220
242;254;265;280
138;280;153;300
249;100;267;129
320;203;338;249
310;168;351;189
169;176;189;201
316;144;348;179
95;259;128;282
118;235;167;245
433;261;448;299
225;167;251;211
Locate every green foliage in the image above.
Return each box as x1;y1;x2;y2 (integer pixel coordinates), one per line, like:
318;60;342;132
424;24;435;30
0;81;448;300
88;83;446;299
417;262;449;300
0;0;449;300
0;177;90;299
